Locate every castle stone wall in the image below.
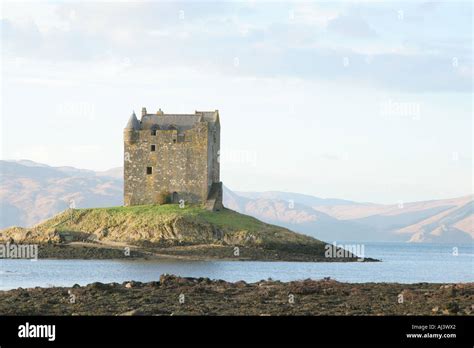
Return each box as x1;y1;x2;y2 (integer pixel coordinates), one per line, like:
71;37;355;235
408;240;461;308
124;114;220;208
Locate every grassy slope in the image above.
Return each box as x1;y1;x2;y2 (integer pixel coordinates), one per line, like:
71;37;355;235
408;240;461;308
1;205;328;253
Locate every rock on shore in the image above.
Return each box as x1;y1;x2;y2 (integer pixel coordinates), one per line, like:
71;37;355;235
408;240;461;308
1;275;472;316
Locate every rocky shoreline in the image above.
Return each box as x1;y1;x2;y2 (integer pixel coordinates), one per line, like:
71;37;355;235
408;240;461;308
1;275;472;316
29;243;378;262
0;206;379;262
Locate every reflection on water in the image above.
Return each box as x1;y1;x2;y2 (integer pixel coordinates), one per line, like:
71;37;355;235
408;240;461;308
0;242;472;290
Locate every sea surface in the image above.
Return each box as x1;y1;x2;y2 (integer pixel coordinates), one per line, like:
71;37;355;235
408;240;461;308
0;242;472;290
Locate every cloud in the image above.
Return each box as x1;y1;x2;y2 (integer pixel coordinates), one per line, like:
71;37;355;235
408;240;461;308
1;18;42;55
326;15;377;38
417;2;441;13
1;1;471;93
320;153;346;161
291;3;340;27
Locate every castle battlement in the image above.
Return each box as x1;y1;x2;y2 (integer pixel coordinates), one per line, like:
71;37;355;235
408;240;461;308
123;108;222;210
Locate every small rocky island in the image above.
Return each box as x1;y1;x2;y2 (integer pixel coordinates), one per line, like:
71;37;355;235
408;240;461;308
0;204;376;262
1;109;377;262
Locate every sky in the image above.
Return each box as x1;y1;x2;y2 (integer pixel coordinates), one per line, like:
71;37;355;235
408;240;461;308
0;0;472;204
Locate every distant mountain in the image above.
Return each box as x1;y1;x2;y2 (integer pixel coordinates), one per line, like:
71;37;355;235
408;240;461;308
234;191;358;207
95;167;123;179
310;196;473;243
227;187;472;243
396;199;473;243
0;160;472;243
0;160;123;228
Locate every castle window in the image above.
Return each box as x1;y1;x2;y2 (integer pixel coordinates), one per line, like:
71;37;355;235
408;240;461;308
151;145;156;152
146;167;152;175
150;125;159;136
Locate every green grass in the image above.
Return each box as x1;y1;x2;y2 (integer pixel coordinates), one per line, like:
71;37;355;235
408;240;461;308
71;204;266;233
11;203;326;250
1;204;368;260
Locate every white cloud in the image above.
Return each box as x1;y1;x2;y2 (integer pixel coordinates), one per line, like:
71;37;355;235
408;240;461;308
1;2;71;33
291;3;340;27
1;1;470;92
1;1;471;202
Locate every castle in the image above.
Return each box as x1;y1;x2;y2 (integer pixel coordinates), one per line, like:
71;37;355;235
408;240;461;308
124;107;223;211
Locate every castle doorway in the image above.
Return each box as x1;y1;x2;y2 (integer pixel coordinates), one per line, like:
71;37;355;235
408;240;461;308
172;192;179;204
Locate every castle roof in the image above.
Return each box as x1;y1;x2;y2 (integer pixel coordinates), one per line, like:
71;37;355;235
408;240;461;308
125;112;140;130
138;110;219;130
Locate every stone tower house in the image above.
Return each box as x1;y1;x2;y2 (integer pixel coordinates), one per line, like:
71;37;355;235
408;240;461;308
124;107;223;211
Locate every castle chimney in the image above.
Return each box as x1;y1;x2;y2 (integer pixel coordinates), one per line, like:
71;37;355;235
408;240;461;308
141;107;147;116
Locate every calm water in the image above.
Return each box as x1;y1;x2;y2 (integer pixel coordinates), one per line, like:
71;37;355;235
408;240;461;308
0;242;472;290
